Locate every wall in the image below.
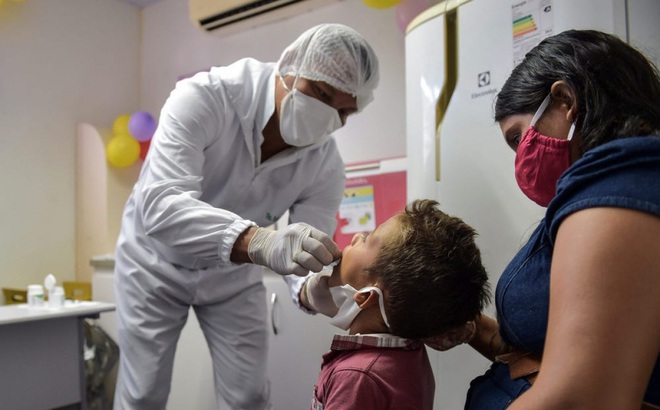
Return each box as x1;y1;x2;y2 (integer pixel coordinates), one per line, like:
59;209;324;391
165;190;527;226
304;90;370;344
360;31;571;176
0;0;407;295
0;0;140;292
140;0;407;165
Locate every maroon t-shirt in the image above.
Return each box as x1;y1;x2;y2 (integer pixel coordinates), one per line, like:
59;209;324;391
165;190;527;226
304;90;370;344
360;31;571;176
312;334;435;410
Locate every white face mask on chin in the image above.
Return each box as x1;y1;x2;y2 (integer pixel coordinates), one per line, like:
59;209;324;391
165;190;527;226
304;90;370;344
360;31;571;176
279;76;342;147
328;284;390;331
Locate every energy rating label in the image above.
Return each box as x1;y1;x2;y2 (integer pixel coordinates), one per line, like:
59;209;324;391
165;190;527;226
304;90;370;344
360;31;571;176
513;14;537;37
512;0;554;65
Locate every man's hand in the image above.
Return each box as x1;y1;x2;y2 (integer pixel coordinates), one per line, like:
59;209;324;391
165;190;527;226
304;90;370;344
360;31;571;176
247;223;341;276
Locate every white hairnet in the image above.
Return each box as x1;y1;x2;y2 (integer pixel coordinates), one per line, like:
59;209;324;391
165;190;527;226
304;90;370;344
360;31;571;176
277;24;380;112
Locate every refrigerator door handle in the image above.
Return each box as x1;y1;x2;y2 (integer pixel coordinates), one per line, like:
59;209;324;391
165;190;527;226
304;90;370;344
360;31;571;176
435;8;459;182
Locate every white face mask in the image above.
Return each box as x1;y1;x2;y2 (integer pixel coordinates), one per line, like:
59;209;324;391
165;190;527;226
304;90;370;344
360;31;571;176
279;76;342;147
328;284;390;331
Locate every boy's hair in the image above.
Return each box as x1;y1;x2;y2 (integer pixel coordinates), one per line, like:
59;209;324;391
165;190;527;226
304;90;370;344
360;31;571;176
366;199;490;339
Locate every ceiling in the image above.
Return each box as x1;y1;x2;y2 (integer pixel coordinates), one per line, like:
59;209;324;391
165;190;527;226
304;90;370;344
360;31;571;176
114;0;164;9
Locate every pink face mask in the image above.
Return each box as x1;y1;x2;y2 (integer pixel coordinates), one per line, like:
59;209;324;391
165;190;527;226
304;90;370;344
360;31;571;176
514;94;576;207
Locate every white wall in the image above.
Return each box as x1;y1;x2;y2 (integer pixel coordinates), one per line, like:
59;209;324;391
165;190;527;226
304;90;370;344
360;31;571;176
0;0;140;292
0;0;408;294
140;0;407;165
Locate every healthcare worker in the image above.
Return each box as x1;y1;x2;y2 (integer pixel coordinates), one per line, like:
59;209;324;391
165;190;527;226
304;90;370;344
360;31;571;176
113;24;379;409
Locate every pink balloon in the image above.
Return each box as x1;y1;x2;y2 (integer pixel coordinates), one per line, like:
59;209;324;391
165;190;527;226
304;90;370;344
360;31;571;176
395;0;431;33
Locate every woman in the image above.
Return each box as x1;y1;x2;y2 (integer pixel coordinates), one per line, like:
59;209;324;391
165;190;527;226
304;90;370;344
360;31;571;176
465;30;660;409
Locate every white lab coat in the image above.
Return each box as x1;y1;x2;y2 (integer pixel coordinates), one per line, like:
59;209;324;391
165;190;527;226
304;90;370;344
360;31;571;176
113;58;345;409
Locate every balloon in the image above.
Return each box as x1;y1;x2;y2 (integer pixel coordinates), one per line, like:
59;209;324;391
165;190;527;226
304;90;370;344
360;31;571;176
112;114;131;136
395;0;431;33
128;111;157;142
139;139;151;161
106;134;140;168
363;0;401;9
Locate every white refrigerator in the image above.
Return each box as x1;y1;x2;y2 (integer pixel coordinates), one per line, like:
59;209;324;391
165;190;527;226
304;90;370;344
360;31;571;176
404;0;659;409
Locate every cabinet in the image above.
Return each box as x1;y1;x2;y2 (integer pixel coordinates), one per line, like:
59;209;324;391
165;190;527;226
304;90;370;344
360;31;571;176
263;272;338;409
0;301;115;410
91;257;338;410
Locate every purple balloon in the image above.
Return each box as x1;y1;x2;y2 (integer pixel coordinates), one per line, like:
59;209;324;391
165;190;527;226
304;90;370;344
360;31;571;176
128;111;157;142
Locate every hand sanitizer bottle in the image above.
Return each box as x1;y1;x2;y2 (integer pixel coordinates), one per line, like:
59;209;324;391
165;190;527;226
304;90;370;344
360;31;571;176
27;284;45;307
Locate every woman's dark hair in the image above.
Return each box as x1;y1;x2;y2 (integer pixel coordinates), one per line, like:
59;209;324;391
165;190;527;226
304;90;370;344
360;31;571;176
495;30;660;152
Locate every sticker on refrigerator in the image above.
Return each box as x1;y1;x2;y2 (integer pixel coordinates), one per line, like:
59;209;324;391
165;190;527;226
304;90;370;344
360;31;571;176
338;185;376;234
512;0;554;66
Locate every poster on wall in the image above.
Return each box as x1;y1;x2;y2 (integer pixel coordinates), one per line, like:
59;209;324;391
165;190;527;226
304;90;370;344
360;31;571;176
334;169;407;249
338;185;377;235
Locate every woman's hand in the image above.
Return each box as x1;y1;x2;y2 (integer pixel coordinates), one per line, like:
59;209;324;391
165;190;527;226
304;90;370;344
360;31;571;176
467;314;512;361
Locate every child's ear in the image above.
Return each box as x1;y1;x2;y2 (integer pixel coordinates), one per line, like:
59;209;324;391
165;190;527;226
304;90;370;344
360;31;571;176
354;290;379;309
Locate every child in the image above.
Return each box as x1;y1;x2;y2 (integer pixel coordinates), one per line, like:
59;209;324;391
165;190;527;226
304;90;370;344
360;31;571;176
301;199;491;410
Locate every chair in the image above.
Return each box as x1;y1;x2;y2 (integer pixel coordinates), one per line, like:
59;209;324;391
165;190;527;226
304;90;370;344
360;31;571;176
63;281;92;301
2;288;28;305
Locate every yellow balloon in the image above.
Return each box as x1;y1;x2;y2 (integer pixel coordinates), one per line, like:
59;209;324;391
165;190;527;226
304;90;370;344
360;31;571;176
363;0;401;9
106;134;140;168
112;114;131;136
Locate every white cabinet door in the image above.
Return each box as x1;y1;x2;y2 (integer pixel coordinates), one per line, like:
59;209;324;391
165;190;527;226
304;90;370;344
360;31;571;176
263;272;339;410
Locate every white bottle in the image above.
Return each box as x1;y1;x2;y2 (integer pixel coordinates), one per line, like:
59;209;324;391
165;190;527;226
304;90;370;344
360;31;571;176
27;284;45;307
50;286;65;308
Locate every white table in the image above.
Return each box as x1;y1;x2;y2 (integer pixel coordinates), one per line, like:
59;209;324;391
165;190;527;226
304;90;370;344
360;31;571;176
0;301;115;410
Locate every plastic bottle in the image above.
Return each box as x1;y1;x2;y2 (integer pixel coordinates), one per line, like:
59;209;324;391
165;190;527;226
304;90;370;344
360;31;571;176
50;286;65;308
27;284;45;307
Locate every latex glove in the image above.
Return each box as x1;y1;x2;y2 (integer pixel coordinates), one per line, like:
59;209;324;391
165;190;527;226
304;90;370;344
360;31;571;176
304;270;339;317
248;223;340;277
422;321;476;351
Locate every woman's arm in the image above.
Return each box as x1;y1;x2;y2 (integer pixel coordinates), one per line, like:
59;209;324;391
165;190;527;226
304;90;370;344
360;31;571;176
510;207;660;409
